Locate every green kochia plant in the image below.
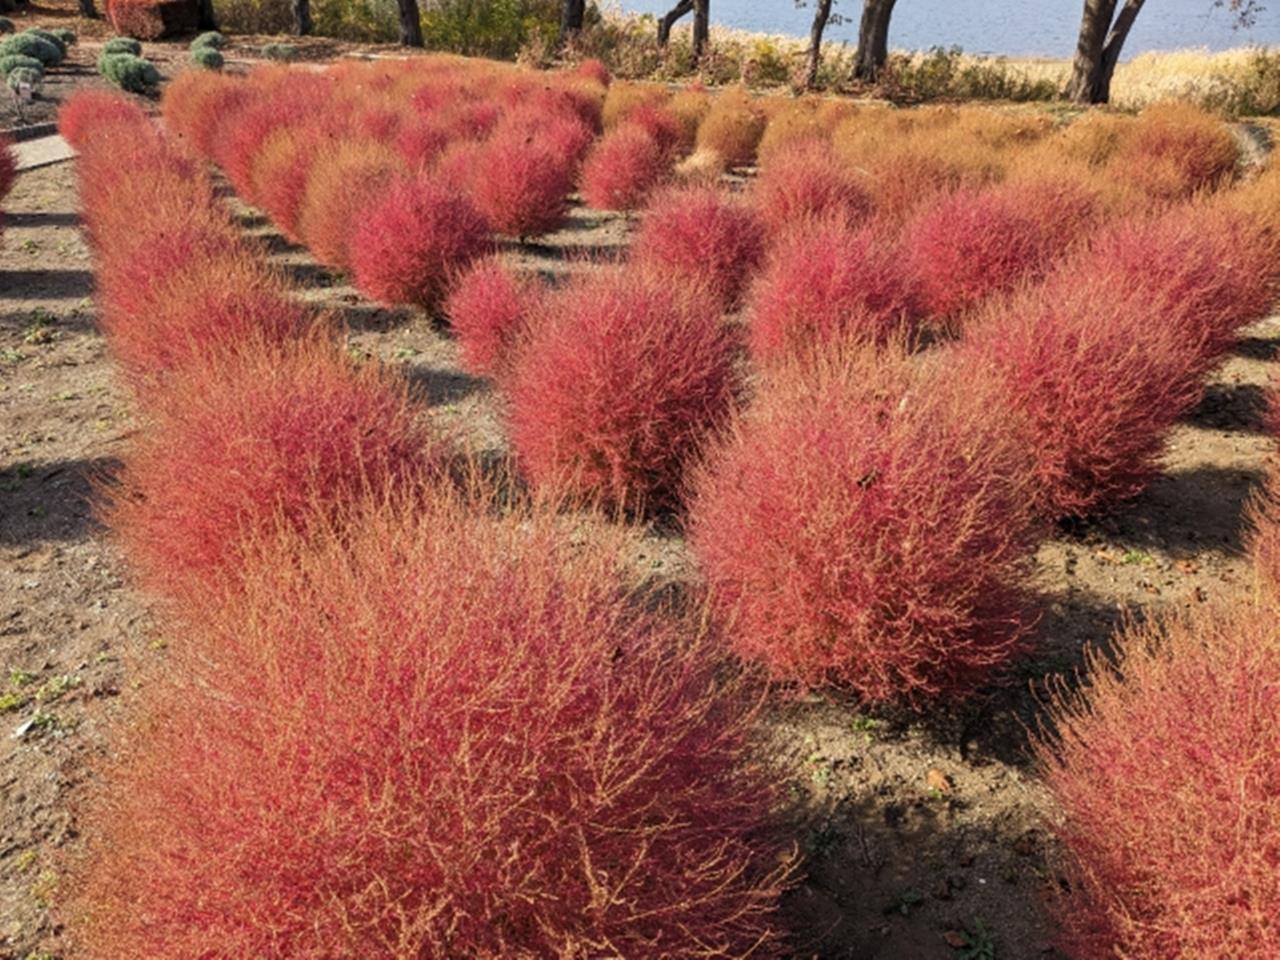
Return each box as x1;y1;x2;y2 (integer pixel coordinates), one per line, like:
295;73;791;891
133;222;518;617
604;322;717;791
192;47;223;70
98;52;160;94
103;37;142;56
0;54;43;79
0;33;62;67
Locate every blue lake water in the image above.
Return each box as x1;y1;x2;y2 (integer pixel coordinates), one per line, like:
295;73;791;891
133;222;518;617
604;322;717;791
614;1;1280;59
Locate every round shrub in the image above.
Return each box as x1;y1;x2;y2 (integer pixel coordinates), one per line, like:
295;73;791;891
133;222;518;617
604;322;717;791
957;264;1207;519
52;27;76;46
191;46;223;70
445;256;541;379
904;184;1070;322
575;56;610;87
468;127;576;237
688;345;1038;703
191;30;226;50
1038;606;1280;959
250;125;326;242
297;140;407;269
695;88;765;168
351;174;491;311
98;52;160;93
580;122;670;211
102;36;141;56
750;138;874;236
262;42;299;61
7;65;40;93
71;490;792;957
1112;100;1239;200
507;268;738;514
1088;205;1276;378
57;89;148;151
0;33;61;66
0;18;13;35
106;335;438;601
97;248;314;382
631;185;767;310
747;217;922;363
25;27;66;57
0;54;42;79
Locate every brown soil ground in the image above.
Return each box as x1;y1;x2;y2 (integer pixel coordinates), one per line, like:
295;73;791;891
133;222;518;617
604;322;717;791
2;21;1278;958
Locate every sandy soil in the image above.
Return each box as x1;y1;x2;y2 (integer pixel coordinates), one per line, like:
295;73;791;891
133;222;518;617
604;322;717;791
2;138;1278;960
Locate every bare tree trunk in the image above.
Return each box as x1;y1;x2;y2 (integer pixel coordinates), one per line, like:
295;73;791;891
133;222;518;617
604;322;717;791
559;0;585;45
1065;0;1117;102
396;0;424;47
853;0;897;82
692;0;710;61
196;0;217;30
1095;0;1147;101
292;0;312;36
806;0;834;89
77;0;99;19
657;0;694;46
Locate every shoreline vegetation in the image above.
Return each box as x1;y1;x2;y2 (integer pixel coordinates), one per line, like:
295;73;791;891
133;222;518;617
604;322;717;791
203;0;1280;114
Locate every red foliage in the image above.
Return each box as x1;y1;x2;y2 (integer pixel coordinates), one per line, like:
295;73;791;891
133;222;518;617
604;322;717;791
747;217;922;363
903;180;1095;322
445;256;541;378
214;100;291;200
631;186;767;310
1088;204;1276;375
1112;100;1239;201
58;92;149;152
1038;606;1280;959
958;265;1206;519
580;123;671;211
506;268;738;513
468;127;575;237
297;141;407;269
750;139;874;235
350;174;491;311
394;117;453;170
576;57;612;87
431;139;484;195
70;491;792;958
0;137;14;206
104;0;168;40
161;71;251;160
99;250;316;384
107;335;437;600
688;345;1038;702
251;126;328;242
627;103;685;157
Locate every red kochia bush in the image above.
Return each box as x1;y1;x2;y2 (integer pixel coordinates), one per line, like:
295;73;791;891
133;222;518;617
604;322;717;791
750;139;874;235
351;174;491;311
298;141;407;269
581;123;670;211
958;266;1205;519
469;128;576;237
57;91;149;151
445;256;541;378
1088;205;1276;375
0;136;14;205
747;217;922;363
903;180;1096;322
506;268;737;513
688;345;1038;703
99;251;316;383
631;186;767;309
108;335;436;600
70;491;792;958
1038;606;1280;959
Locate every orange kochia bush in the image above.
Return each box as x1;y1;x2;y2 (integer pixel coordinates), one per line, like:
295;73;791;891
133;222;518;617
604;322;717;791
69;490;794;957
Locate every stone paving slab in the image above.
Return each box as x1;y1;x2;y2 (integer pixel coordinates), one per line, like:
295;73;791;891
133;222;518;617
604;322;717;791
13;134;76;172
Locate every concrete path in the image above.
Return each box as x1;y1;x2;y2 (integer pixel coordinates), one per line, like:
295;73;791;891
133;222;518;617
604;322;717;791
13;134;75;172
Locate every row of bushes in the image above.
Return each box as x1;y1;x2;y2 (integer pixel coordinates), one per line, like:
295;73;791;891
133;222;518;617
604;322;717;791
70;58;1280;954
59;88;794;957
